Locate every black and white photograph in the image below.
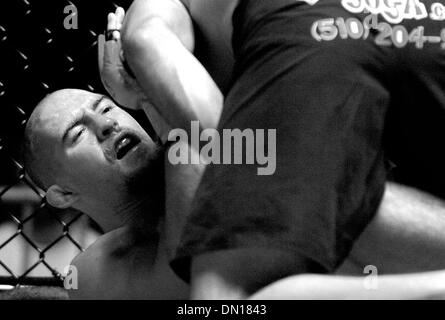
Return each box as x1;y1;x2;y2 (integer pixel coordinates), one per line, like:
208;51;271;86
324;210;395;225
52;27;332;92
1;0;445;306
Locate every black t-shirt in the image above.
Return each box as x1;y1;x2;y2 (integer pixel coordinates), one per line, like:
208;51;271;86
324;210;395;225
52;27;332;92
171;0;445;282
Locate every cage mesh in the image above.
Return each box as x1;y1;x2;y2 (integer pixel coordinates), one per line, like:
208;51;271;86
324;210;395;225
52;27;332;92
0;0;134;288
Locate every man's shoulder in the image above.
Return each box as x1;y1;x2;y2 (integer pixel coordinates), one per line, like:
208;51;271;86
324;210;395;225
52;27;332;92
68;250;103;299
72;227;130;265
68;227;131;299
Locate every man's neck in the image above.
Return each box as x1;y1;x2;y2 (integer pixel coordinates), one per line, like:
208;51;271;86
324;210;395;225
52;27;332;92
86;194;162;235
117;196;161;233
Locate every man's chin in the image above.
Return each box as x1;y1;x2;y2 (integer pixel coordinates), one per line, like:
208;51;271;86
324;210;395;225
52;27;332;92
119;140;159;172
122;142;164;195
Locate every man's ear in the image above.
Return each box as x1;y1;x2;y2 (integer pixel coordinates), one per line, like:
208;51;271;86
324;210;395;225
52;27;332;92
46;185;79;209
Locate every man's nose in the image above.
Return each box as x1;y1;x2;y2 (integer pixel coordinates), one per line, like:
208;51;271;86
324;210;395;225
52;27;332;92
94;115;119;140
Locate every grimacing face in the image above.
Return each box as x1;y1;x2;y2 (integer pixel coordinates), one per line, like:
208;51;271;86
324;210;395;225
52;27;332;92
32;89;159;202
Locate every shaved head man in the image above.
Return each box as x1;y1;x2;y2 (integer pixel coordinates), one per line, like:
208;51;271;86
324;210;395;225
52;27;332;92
23;89;191;299
23;89;163;231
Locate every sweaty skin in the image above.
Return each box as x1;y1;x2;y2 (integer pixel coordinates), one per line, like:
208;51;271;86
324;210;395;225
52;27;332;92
71;224;188;299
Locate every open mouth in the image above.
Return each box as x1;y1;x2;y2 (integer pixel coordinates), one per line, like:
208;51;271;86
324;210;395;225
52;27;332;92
114;132;142;160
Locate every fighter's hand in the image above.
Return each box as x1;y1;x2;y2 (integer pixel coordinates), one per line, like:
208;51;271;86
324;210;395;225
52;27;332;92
98;7;173;143
98;7;144;110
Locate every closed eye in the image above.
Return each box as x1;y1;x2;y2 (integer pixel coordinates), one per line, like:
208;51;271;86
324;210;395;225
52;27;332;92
102;105;113;114
73;127;85;143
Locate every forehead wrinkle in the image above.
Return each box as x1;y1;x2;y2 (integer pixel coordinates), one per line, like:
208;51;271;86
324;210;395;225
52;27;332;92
61;96;110;143
40;96;104;138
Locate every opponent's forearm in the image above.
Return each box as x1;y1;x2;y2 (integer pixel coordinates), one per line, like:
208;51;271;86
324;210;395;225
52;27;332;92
249;271;445;300
164;141;204;257
123;0;194;52
123;18;223;136
190;248;445;300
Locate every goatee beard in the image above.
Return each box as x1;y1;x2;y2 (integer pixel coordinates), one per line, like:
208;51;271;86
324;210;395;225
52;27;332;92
125;142;165;199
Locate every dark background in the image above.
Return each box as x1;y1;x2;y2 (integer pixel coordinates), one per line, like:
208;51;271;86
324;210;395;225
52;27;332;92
0;0;158;184
0;0;156;287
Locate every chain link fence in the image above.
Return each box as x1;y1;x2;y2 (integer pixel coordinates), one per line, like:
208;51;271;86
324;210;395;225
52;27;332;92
0;0;135;291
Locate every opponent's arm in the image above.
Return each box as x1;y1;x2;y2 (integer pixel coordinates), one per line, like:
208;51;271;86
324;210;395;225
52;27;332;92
121;0;223;134
190;250;445;300
338;182;445;275
190;182;445;299
248;271;445;299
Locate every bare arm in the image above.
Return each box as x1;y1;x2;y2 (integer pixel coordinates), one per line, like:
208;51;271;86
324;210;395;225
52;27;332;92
190;251;445;300
338;182;445;275
121;0;223;134
114;2;223;254
163;140;205;258
249;271;445;300
99;4;222;256
190;182;445;299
